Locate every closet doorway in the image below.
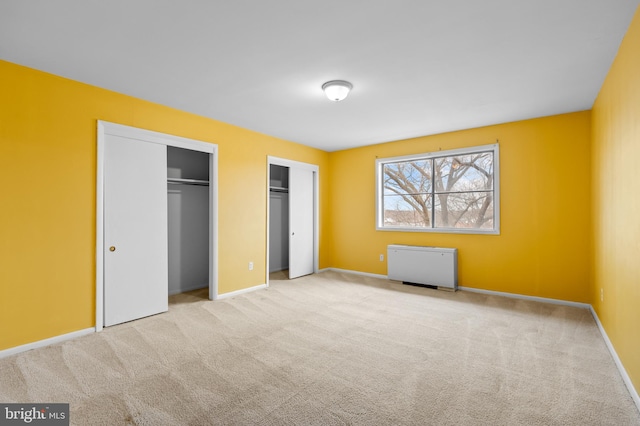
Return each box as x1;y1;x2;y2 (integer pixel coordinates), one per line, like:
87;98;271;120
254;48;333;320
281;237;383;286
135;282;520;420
96;121;218;331
267;157;318;284
167;147;210;296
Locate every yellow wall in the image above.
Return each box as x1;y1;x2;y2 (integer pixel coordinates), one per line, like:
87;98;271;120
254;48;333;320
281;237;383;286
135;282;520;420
0;60;330;351
328;112;592;302
591;7;640;395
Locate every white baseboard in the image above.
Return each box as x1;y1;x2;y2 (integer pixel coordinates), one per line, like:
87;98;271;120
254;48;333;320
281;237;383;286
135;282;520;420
0;328;95;359
320;267;388;280
321;268;639;409
322;269;591;310
1;283;268;356
216;283;267;300
456;285;640;408
589;306;640;412
2;274;638;413
458;286;591;309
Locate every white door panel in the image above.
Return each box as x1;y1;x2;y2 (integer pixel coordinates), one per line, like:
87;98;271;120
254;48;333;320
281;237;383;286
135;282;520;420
289;167;314;279
104;135;168;326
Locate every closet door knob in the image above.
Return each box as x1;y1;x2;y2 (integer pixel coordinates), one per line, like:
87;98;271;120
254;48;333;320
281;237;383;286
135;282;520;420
109;246;116;252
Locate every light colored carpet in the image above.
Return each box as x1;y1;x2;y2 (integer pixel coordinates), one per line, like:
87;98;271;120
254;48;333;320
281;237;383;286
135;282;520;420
0;270;638;425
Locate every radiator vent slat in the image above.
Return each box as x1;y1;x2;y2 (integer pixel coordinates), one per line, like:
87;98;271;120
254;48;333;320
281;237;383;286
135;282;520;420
387;245;458;291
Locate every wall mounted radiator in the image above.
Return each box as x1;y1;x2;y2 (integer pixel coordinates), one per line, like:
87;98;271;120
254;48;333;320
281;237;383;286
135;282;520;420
387;245;458;291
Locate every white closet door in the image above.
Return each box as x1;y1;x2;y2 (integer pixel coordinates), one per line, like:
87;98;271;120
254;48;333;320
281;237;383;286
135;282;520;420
289;167;314;279
104;135;168;326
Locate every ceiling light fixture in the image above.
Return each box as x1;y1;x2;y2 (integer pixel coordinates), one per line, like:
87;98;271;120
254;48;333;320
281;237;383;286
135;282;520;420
322;80;352;102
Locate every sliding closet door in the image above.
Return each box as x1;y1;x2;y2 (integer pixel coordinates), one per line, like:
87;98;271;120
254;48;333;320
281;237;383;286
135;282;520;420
104;135;168;326
288;167;314;279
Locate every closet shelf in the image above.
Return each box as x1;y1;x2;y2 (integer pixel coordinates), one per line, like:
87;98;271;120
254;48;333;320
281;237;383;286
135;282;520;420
269;186;288;193
168;177;209;186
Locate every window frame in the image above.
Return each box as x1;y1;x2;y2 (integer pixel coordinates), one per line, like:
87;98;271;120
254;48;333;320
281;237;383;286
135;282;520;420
375;143;500;235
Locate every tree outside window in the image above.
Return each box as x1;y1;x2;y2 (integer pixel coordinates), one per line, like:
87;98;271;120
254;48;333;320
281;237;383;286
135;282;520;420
377;144;499;234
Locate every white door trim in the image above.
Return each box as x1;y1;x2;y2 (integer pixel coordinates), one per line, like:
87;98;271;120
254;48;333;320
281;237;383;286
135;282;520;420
266;156;319;286
96;121;219;331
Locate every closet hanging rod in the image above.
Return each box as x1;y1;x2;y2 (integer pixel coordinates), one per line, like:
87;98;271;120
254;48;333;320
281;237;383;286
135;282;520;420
167;177;209;186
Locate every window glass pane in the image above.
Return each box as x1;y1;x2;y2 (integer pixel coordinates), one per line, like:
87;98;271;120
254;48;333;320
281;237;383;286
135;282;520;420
383;160;432;196
383;194;432;227
434;192;494;229
434;152;493;193
377;144;498;233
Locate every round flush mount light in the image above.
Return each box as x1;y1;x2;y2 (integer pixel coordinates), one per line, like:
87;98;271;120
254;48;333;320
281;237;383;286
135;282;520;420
322;80;353;102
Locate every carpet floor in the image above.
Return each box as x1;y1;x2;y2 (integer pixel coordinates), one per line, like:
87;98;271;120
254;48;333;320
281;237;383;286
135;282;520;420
0;270;638;425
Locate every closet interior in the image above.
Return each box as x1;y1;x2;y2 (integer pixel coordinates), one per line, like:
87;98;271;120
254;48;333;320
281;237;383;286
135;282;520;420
167;146;210;296
269;164;289;275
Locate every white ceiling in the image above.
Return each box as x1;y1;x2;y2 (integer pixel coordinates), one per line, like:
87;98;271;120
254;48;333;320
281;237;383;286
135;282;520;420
1;1;638;152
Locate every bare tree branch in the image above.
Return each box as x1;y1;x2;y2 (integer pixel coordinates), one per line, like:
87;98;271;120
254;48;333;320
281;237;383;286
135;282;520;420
382;152;494;229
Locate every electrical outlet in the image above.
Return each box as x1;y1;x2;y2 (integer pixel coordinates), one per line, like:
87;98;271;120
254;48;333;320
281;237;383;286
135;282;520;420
600;288;604;302
379;254;384;261
249;262;254;271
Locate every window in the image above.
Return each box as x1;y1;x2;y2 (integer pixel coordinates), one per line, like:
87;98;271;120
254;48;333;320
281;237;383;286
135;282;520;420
376;144;499;234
